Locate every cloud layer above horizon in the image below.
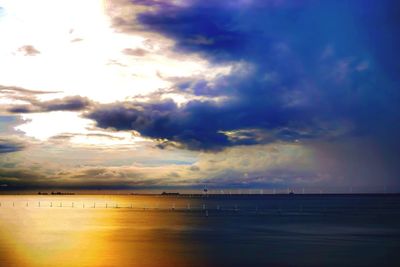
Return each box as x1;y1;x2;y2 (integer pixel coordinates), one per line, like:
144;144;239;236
0;0;399;192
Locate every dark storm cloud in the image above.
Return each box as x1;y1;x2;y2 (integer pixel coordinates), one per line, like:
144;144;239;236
89;0;400;152
87;100;233;151
132;0;177;10
87;96;340;151
7;95;92;113
0;138;24;153
42;96;91;111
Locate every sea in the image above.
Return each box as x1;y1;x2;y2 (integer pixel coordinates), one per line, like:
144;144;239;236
0;194;399;267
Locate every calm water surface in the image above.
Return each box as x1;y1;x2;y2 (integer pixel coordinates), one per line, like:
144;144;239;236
0;194;399;267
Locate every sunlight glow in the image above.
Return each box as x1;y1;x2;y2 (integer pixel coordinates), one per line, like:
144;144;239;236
0;0;231;103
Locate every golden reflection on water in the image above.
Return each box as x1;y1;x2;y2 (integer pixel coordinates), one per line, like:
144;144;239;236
0;196;204;267
1;195;399;266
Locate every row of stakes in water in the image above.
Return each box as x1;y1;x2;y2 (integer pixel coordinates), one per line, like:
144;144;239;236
0;202;242;214
1;202;341;217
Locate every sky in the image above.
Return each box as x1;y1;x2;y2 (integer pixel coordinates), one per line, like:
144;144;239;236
0;0;399;192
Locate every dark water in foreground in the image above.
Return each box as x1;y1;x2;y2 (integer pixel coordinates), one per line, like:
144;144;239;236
0;194;399;267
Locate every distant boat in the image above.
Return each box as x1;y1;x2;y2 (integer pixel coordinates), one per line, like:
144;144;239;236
38;191;74;195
